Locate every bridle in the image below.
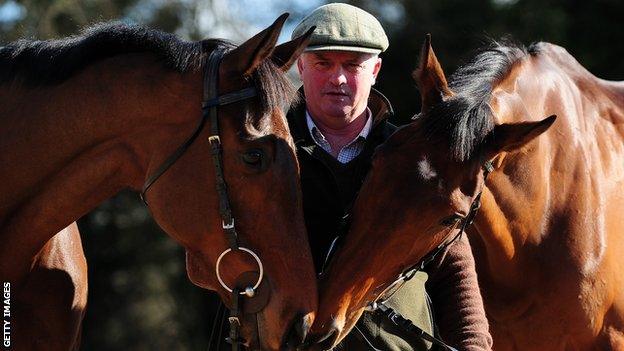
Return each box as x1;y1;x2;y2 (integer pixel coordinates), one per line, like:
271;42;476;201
359;160;494;351
140;46;264;350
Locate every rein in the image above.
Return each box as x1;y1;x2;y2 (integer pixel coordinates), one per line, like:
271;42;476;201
360;160;494;351
140;47;263;350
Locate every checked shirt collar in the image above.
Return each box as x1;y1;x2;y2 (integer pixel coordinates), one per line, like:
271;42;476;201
305;108;373;164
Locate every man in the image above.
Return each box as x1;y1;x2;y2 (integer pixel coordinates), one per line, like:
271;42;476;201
287;3;493;350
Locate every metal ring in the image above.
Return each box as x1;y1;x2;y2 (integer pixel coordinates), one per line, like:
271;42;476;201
215;247;264;294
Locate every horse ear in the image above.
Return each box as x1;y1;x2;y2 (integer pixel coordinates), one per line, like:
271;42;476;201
483;115;556;158
271;26;315;72
413;34;453;111
225;13;289;76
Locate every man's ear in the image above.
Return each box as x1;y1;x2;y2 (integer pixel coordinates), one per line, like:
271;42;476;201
296;56;305;77
482;115;556;159
223;13;288;77
413;34;453;112
271;26;315;72
373;57;382;79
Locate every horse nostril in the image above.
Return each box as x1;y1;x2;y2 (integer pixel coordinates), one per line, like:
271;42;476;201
295;313;314;342
282;312;314;349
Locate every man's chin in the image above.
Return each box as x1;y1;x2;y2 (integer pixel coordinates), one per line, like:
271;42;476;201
320;105;353;119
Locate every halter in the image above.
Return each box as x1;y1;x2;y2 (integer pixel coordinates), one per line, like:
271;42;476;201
361;160;494;351
140;47;263;350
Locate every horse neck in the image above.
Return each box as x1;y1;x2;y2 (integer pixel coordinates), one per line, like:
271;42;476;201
471;46;624;314
470;153;550;295
540;42;624;127
467;57;554;292
0;54;202;282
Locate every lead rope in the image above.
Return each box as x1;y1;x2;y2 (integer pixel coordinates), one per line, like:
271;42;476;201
353;325;384;351
208;300;225;351
351;308;456;351
217;307;227;350
226;288;242;350
377;304;458;351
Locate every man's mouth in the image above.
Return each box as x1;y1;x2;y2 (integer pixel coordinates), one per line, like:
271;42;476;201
324;91;350;97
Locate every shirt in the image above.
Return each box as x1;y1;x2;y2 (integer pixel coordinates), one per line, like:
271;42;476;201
305;108;373;163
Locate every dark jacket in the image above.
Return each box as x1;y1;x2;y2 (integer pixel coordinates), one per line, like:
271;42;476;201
287;88;493;351
287;88;395;272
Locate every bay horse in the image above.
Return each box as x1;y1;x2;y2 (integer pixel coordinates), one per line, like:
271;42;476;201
0;14;318;350
308;36;624;350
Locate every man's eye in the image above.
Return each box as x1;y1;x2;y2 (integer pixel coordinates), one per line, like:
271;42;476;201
346;63;363;72
316;62;330;69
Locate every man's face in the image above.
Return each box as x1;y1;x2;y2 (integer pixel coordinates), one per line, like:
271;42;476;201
297;50;381;124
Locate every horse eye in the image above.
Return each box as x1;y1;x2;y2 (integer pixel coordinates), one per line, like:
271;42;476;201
439;214;462;227
242;149;263;166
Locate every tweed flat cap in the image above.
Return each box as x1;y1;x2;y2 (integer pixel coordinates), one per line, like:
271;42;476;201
292;3;389;54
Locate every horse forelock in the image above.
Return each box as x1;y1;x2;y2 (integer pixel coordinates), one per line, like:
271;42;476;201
242;59;298;137
198;38;297;137
419;39;531;162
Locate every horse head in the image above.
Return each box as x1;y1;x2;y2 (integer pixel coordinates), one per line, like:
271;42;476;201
141;14;317;350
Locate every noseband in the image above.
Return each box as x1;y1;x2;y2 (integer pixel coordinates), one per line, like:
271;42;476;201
141;47;263;349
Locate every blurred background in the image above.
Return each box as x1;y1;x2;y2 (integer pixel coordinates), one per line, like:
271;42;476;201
1;0;622;349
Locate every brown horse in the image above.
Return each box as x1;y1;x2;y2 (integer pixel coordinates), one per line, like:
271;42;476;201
0;15;318;350
309;36;624;350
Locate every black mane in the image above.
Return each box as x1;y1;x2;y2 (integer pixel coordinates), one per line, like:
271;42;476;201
0;22;296;121
0;22;207;86
419;39;540;162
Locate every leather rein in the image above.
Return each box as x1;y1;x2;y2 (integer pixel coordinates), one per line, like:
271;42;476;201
140;47;263;350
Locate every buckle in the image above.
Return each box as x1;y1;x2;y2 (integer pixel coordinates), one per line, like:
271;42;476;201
483;160;494;174
208;135;220;145
222;219;235;230
228;316;240;327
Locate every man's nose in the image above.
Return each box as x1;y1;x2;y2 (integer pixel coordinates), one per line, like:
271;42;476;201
329;67;347;86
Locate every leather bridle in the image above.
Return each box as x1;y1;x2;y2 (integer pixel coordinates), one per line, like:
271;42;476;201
140;46;264;350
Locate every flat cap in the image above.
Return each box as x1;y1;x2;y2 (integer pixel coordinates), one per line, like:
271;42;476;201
292;3;389;54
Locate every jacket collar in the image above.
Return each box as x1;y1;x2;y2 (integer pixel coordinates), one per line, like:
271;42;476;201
367;87;395;125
